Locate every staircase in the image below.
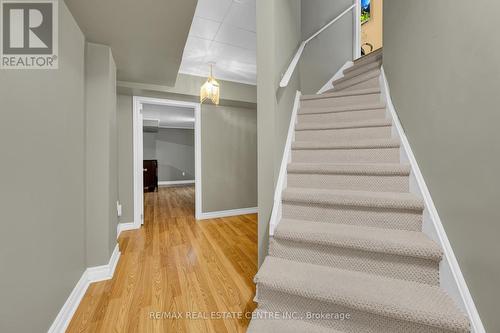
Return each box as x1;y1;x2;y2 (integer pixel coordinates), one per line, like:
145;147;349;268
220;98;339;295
248;50;470;332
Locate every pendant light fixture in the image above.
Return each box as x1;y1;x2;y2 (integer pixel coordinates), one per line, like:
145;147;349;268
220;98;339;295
200;63;220;105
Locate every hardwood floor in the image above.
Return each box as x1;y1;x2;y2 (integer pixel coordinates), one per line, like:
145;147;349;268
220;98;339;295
67;186;257;333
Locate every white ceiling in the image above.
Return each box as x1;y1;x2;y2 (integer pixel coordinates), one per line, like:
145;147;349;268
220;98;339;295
142;104;195;130
179;0;256;85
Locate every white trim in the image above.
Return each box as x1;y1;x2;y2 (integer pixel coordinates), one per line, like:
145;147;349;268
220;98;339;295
117;221;139;238
158;126;194;130
269;91;301;235
158;180;195;187
197;207;258;220
133;97;203;221
380;67;485;333
133;96;144;228
353;0;362;59
86;244;121;282
317;61;354;94
280;4;356;88
48;244;121;333
47;269;89;333
194;100;202;220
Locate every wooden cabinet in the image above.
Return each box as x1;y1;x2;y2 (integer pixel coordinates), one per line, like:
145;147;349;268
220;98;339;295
143;160;158;192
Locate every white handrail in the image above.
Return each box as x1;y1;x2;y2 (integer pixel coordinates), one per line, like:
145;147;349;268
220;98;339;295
279;3;357;88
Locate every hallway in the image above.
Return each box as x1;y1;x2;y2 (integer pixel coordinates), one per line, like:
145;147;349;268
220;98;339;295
67;186;257;333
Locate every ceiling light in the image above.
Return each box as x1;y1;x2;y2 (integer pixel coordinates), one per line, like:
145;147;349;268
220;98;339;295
200;63;220;105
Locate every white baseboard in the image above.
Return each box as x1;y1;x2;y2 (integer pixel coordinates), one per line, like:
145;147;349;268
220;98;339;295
117;221;140;238
317;61;353;94
197;207;258;220
86;245;121;282
269;91;302;235
158;180;195;187
48;244;121;333
47;268;90;333
380;67;485;333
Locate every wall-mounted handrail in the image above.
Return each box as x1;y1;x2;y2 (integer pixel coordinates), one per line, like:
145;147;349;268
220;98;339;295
279;3;357;88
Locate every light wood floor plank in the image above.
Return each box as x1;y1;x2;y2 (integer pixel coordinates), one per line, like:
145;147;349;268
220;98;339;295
67;186;257;332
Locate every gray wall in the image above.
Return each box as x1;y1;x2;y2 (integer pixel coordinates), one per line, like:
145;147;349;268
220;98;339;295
299;0;354;94
0;2;86;332
143;128;195;182
384;1;500;331
257;0;301;265
201;105;257;212
117;95;135;223
85;43;118;266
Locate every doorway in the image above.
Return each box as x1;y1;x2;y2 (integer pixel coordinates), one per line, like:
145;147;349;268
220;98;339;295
132;96;202;225
359;0;383;56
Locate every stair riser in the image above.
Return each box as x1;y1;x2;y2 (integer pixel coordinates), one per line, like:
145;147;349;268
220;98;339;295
301;94;381;108
334;77;380;92
295;126;391;142
256;288;454;333
292;147;400;164
270;239;439;285
287;173;409;192
298;108;386;123
282;202;422;231
353;52;383;68
343;60;382;78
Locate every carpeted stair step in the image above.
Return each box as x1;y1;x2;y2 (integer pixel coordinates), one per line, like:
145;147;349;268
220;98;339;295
282;188;424;231
298;103;387;123
255;257;470;333
295;118;392;142
287;162;410;192
328;68;381;93
352;48;383;67
291;138;400;164
270;219;442;285
333;75;380;93
301;88;381;108
246;308;341;333
343;59;382;78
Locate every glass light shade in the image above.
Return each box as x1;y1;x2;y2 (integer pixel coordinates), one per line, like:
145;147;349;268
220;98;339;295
200;64;220;105
200;76;220;105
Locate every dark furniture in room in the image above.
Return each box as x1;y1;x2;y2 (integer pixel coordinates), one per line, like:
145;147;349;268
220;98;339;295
143;160;158;192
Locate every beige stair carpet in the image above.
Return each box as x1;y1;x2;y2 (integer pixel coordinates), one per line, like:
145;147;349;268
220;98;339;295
248;51;470;332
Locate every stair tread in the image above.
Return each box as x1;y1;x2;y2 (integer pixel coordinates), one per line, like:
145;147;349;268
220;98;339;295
274;219;442;261
287;162;410;176
256;257;469;333
292;138;400;150
296;118;391;131
333;68;381;86
299;102;386;115
346;56;383;74
282;188;424;211
248;308;342;333
343;59;382;76
301;87;380;101
353;48;383;65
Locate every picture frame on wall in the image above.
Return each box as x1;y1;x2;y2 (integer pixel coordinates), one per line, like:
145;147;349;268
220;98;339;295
361;0;371;24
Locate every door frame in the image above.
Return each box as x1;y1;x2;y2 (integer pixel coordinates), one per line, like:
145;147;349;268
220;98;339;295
353;0;362;60
132;96;202;225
